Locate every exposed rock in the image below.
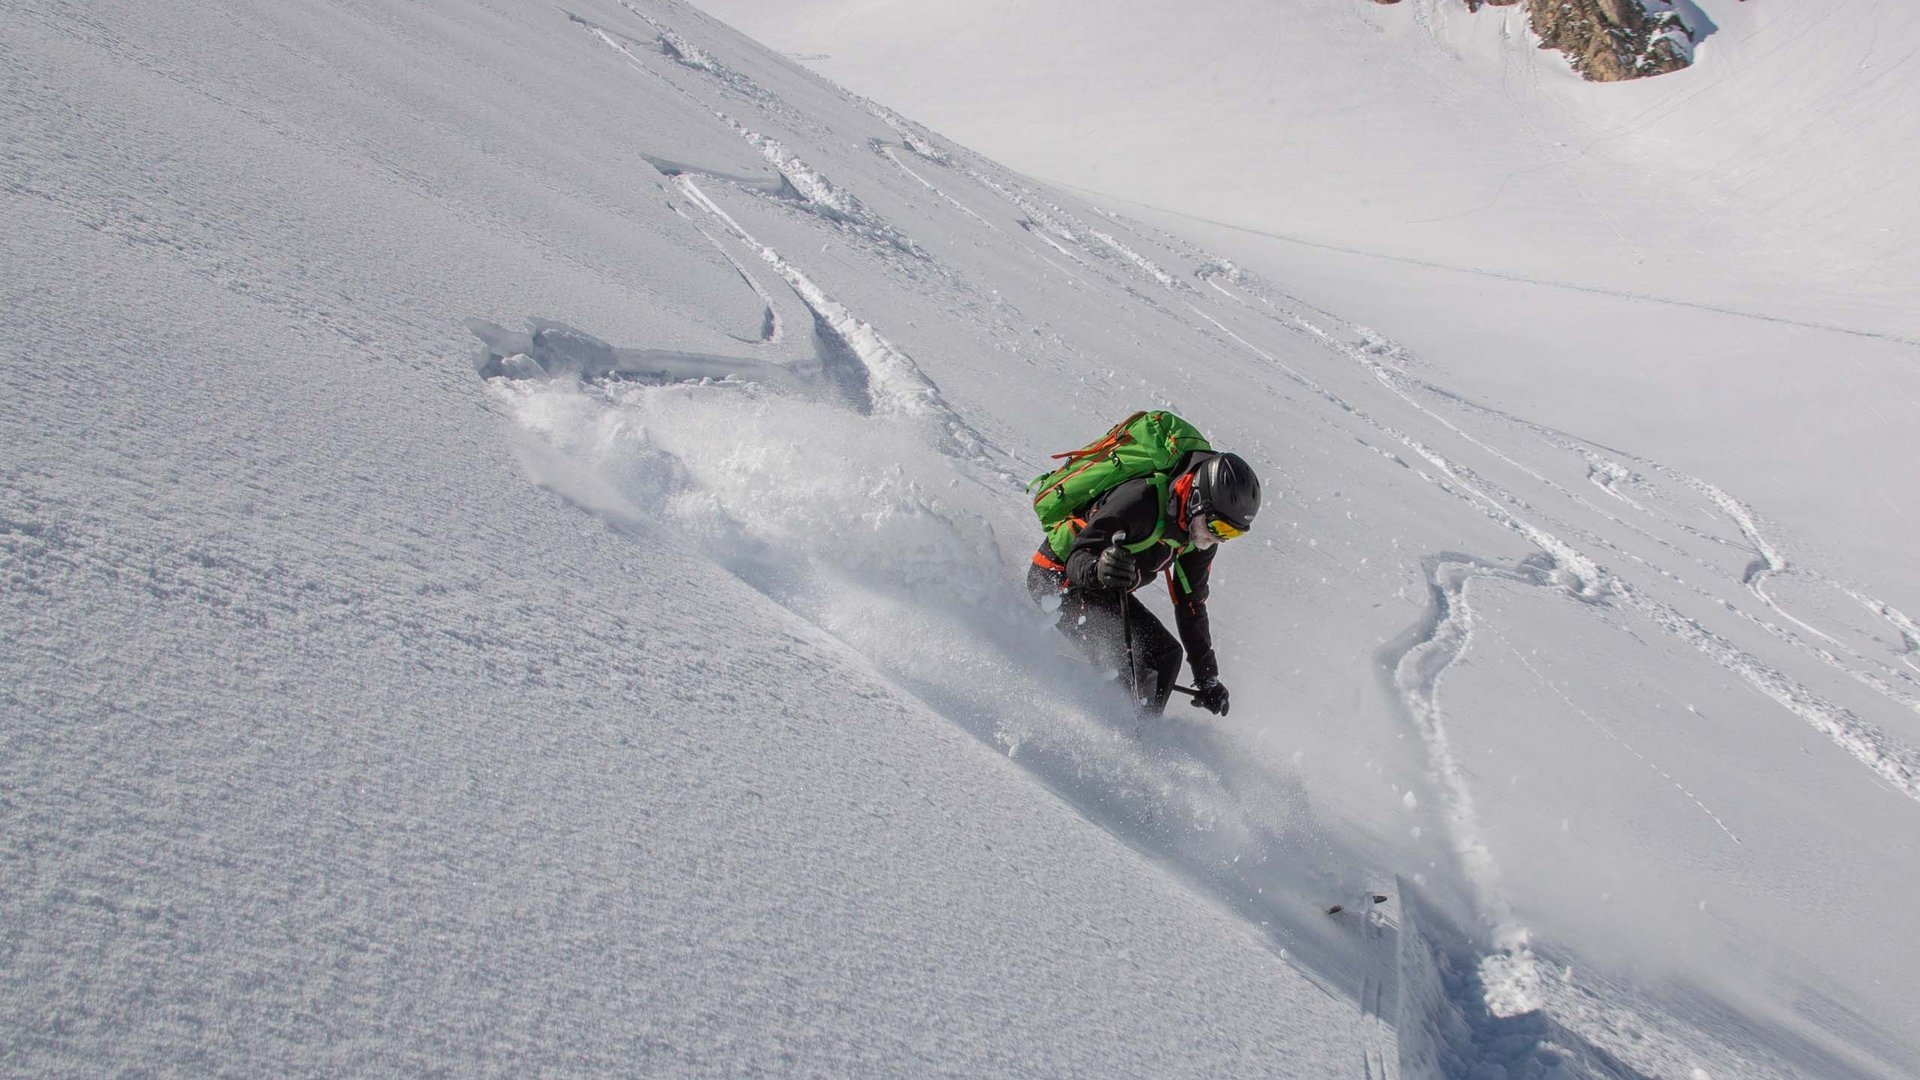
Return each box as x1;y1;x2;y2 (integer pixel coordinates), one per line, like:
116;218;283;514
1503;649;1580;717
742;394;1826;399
1531;0;1694;80
1457;0;1695;81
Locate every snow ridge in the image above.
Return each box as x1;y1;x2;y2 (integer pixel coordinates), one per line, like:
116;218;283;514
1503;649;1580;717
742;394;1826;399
1382;554;1550;1020
860;98;953;164
671;175;988;461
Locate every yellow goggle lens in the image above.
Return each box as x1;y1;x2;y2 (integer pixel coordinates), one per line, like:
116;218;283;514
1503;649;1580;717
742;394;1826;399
1206;517;1246;541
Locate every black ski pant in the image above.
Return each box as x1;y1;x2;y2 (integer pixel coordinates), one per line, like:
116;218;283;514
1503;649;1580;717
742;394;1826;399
1027;561;1183;715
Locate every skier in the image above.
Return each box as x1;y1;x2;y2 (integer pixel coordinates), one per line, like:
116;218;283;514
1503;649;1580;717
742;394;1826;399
1026;444;1261;716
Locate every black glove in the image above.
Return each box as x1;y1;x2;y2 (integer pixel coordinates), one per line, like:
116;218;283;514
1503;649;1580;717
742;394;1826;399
1190;678;1230;716
1094;544;1136;590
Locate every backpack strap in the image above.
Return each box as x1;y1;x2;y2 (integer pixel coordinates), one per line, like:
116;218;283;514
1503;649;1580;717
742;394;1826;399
1122;474;1171;554
1135;472;1199;595
1168;560;1193;596
1048;410;1146;463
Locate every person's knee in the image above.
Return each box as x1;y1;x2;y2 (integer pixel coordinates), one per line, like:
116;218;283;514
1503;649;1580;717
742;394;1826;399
1026;563;1066;606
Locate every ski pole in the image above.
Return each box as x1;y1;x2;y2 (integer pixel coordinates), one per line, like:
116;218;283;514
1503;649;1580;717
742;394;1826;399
1112;531;1138;706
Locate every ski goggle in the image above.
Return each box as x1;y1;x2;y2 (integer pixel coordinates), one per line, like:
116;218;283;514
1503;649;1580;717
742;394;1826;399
1198;514;1246;541
1190;507;1251;541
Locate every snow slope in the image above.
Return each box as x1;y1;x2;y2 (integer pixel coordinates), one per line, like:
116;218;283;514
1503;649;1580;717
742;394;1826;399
6;0;1920;1077
690;0;1920;633
0;3;1383;1074
690;0;1920;333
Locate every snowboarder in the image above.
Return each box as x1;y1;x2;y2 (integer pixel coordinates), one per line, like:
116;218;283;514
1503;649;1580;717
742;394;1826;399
1026;424;1261;717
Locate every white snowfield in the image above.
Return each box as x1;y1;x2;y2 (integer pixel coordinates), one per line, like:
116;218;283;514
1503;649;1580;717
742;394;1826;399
3;0;1917;1077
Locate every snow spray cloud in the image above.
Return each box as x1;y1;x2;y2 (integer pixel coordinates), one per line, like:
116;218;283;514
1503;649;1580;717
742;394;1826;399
478;324;1382;985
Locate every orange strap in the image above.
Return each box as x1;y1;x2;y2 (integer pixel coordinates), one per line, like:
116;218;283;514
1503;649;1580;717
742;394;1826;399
1047;411;1146;461
1170;471;1195;528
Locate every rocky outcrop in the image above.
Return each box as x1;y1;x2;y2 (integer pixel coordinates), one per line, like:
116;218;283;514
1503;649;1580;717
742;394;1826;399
1530;0;1694;80
1460;0;1696;81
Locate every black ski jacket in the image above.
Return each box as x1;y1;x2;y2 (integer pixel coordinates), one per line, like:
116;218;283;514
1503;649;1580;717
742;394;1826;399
1045;473;1221;684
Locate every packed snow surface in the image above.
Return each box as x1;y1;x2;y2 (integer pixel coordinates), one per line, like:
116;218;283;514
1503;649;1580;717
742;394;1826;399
5;0;1919;1077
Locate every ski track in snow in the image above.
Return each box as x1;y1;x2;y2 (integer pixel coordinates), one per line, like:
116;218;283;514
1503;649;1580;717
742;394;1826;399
562;15;990;457
1182;261;1920;806
1331;315;1920;729
670;174;994;464
1380;553;1551;1021
482;7;1920;1076
1398;372;1920;721
572;12;923;257
877;143;1001;234
1382;358;1920;714
672;211;784;346
859;97;953;166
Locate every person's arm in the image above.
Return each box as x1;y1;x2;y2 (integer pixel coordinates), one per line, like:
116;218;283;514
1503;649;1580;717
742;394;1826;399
1169;546;1218;684
1064;479;1159;592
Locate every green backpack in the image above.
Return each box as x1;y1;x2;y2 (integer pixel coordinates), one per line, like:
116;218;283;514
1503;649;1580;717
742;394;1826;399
1029;410;1211;561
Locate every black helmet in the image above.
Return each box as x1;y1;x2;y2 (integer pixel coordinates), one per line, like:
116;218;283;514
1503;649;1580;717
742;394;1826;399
1193;452;1262;532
